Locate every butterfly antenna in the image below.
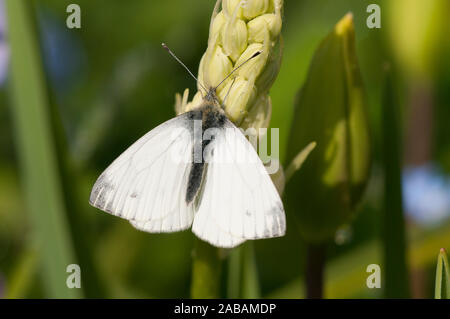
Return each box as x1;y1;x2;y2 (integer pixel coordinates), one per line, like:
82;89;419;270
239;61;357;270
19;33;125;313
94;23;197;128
222;77;236;107
162;43;208;94
214;51;262;91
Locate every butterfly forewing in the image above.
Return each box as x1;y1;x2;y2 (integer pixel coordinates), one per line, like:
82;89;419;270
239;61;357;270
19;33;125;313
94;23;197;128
89;113;195;232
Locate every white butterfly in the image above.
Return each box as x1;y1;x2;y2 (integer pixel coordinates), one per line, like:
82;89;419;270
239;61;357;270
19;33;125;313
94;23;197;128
89;46;286;248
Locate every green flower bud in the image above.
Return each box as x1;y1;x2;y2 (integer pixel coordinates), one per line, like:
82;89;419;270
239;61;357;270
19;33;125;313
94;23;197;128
248;14;278;43
284;142;317;182
223;0;244;19
235;43;264;80
218;77;257;123
210;11;226;45
175;89;204;114
175;88;190;115
242;0;269;20
254;38;282;95
176;0;284;129
222;17;248;61
202;46;233;92
284;13;372;243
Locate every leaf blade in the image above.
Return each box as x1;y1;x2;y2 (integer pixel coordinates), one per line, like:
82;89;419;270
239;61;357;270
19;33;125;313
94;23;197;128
6;0;82;298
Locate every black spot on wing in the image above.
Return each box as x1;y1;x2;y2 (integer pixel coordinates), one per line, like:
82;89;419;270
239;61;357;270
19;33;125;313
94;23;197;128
89;173;115;210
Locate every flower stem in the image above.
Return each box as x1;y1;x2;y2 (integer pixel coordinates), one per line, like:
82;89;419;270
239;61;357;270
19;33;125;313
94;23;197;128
306;243;327;299
241;242;261;298
190;239;222;298
227;242;261;298
226;246;242;298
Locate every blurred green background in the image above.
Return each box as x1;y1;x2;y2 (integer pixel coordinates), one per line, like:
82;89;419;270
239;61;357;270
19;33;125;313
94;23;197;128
1;0;450;298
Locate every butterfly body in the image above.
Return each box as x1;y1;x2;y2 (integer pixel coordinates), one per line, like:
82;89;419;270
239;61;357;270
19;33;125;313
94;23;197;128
185;101;226;204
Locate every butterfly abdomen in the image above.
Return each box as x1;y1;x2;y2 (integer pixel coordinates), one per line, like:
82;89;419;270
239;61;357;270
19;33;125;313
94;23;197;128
186;162;204;203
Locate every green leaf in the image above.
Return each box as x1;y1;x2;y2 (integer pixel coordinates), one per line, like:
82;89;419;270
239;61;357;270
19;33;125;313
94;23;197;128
5;248;38;298
435;248;450;299
285;13;371;242
381;67;410;298
6;0;82;298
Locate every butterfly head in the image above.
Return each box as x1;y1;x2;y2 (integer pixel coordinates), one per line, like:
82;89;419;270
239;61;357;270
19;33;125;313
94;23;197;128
204;87;223;108
204;87;217;102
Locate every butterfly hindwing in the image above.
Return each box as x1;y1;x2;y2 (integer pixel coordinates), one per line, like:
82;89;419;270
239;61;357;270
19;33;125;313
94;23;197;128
192;118;286;248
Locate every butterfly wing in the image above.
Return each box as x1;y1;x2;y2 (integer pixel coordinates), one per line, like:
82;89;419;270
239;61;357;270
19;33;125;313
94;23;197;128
89;113;195;232
192;119;286;248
